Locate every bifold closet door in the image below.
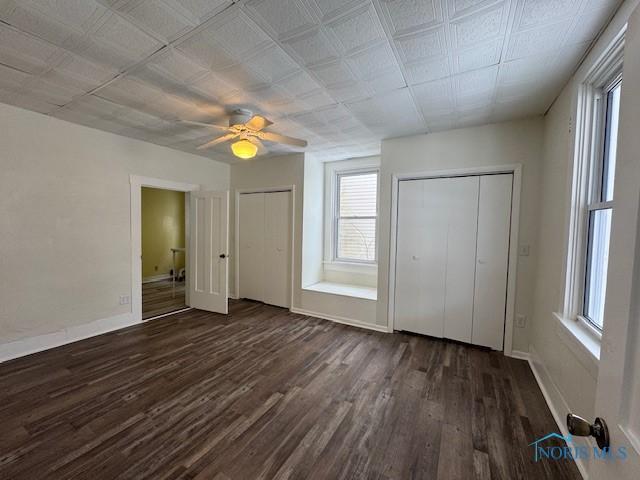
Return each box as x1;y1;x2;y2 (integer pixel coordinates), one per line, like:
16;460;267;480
472;174;512;350
442;176;479;343
239;193;265;302
263;191;291;308
238;191;291;308
395;176;479;341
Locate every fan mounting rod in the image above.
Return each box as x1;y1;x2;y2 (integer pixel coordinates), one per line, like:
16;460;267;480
229;109;253;127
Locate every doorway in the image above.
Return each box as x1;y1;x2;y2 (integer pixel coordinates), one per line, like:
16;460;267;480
131;177;230;320
141;187;187;320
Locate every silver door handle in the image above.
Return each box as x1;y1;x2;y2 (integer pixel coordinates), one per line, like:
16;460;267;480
566;414;609;450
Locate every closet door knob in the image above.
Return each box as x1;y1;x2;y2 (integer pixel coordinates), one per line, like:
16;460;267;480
412;255;419;260
219;253;227;259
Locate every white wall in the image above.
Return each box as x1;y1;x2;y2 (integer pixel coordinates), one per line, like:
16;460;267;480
301;156;324;288
0;103;229;347
528;0;640;452
378;117;544;352
230;154;379;330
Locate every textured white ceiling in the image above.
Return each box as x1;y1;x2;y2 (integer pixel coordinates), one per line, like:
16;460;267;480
0;0;621;163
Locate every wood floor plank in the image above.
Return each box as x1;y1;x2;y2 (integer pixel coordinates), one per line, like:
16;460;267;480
142;279;186;320
0;300;581;480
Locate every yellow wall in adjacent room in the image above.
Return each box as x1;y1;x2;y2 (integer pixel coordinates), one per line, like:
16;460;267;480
142;187;185;280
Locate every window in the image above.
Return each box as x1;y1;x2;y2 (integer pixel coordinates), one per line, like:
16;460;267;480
564;30;624;337
334;170;378;263
582;80;621;330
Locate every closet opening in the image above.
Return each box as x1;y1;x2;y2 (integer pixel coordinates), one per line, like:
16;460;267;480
388;166;522;354
235;187;295;309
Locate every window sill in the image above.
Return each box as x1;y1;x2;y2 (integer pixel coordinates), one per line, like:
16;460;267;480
303;281;377;301
553;312;600;378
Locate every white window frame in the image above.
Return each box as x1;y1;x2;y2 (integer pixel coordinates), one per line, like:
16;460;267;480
323;157;380;269
563;31;624;339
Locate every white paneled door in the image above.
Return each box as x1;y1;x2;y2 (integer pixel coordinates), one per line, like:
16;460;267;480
189;191;229;314
394;174;513;350
239;191;292;308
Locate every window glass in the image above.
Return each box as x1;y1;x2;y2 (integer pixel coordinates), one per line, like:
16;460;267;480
336;172;378;262
583;80;621;330
584;208;612;329
602;82;621;202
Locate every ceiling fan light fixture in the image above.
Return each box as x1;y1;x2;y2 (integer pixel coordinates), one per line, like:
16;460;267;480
231;139;257;159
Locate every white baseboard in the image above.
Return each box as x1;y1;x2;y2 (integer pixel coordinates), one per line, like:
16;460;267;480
290;307;389;333
142;274;172;284
508;349;531;361
0;312;138;363
527;345;591;479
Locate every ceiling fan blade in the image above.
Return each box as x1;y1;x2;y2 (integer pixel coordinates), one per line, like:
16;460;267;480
245;115;273;131
181;120;229;131
196;133;239;150
259;131;307;147
247;136;268;156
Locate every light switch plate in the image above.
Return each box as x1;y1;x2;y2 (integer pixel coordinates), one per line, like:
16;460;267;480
516;314;526;328
119;295;130;305
518;244;530;256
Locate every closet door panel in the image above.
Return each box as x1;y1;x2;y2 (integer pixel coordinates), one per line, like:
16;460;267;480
239;193;265;302
472;174;513;350
395;179;448;337
264;191;291;308
395;180;426;334
442;176;479;343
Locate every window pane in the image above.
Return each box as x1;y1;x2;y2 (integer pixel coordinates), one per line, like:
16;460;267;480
602;82;621;201
337;218;376;261
339;172;377;217
584;208;612;329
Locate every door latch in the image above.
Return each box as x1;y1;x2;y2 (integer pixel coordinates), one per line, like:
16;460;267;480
566;414;610;450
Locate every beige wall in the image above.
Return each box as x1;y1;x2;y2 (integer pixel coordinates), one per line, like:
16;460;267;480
141;187;185;279
378;117;544;351
230;154;378;327
0;103;229;344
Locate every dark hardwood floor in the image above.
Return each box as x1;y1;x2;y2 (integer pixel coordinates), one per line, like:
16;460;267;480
142;279;186;320
0;300;580;479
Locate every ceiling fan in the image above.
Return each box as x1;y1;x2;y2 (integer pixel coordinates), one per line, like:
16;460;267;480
182;109;307;159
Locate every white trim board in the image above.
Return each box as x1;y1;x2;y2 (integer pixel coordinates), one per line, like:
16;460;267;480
130;175;200;324
290;307;389;333
0;312;136;363
528;345;591;479
386;164;523;356
142;274;172;284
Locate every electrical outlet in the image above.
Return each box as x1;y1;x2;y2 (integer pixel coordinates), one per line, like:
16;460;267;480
119;295;130;305
516;314;527;328
518;244;530;256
